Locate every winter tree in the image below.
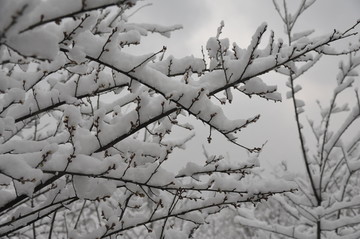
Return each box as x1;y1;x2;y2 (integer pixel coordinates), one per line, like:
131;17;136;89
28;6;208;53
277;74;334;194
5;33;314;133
0;0;358;238
235;0;360;238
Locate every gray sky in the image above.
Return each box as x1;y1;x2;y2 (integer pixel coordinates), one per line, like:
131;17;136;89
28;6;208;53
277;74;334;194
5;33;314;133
129;0;360;172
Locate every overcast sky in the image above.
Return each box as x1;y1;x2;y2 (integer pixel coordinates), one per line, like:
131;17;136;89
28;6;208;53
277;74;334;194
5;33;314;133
129;0;360;173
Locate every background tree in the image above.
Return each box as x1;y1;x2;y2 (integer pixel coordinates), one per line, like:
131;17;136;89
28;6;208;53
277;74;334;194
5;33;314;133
235;0;360;238
0;0;357;238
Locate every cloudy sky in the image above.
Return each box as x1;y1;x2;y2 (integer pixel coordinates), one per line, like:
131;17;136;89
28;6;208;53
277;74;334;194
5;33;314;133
129;0;360;172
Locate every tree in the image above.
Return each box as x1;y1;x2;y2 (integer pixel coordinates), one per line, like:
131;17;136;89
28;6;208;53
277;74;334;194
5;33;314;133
235;0;360;238
0;0;356;238
194;165;300;239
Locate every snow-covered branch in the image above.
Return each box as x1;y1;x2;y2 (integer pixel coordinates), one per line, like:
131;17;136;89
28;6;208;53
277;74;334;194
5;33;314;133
1;0;359;238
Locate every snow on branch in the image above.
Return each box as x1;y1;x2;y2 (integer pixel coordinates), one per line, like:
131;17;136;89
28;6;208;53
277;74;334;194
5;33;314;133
0;0;359;238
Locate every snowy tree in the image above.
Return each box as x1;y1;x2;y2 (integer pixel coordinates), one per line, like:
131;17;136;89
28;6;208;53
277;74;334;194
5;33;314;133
193;169;282;239
0;0;357;238
236;0;360;238
195;166;299;239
